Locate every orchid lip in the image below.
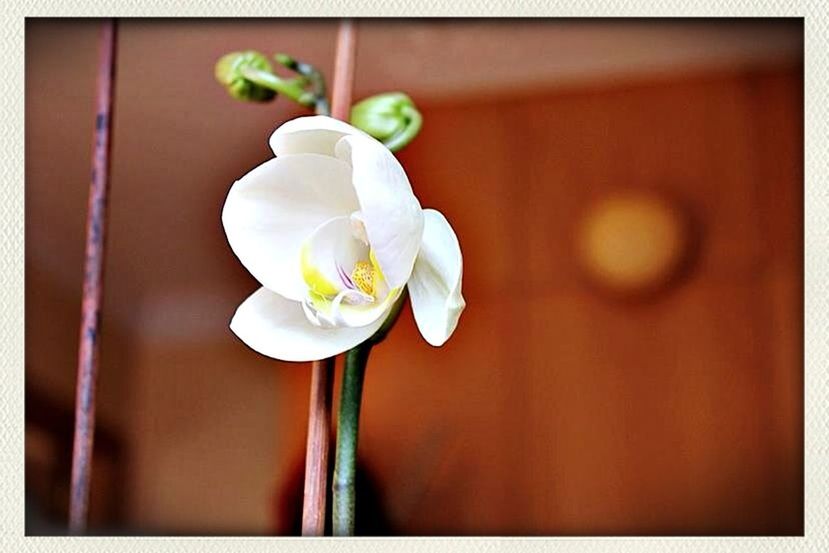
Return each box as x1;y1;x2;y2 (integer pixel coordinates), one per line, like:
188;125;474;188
337;263;355;290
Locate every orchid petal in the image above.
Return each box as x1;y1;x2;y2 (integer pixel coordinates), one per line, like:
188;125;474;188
269;115;369;157
408;209;465;347
335;134;424;289
230;287;384;362
222;154;359;301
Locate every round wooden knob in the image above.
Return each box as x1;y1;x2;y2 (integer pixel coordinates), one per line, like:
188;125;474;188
576;193;690;296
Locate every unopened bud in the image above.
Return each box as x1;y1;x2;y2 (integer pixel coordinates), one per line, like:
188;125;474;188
350;92;422;152
215;51;277;102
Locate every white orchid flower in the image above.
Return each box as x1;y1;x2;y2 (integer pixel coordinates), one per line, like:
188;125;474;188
222;116;465;362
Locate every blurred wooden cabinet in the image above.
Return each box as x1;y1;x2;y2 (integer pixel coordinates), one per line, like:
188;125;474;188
274;66;803;536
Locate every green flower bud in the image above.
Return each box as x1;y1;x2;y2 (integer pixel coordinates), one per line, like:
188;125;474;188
350;92;423;152
215;50;277;103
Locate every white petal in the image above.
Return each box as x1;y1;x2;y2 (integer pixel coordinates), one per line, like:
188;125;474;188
269;115;369;157
408;209;465;347
222;154;359;301
230;288;384;362
335;134;424;289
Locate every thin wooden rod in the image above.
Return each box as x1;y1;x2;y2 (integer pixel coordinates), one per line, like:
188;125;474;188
69;18;117;534
301;357;335;535
330;20;357;121
300;19;358;537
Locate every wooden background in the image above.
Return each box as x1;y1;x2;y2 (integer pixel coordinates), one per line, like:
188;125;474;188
265;67;804;535
25;20;802;535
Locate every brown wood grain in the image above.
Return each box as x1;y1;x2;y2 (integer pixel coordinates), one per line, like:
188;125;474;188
345;66;803;535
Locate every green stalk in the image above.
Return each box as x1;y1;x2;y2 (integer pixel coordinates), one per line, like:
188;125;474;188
331;291;407;536
239;66;316;107
332;342;371;536
275;53;331;116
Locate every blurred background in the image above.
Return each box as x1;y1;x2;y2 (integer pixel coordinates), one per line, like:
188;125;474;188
25;19;803;535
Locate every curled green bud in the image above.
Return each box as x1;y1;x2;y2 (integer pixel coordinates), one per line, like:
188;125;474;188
350;92;423;152
215;50;277;102
274;53;300;72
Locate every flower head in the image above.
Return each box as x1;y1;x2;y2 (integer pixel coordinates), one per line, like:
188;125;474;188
222;116;465;361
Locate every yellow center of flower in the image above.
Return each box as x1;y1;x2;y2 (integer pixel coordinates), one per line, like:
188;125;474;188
351;261;377;296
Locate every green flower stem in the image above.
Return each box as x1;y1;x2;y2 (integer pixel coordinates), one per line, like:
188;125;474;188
332;341;371;536
332;290;407;536
239;66;316;107
383;104;423;153
314;95;331;117
369;288;408;345
275;53;331;116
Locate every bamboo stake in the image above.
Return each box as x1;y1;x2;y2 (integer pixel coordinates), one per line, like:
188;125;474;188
330;20;357;121
301;358;334;535
300;19;358;536
69;18;118;534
